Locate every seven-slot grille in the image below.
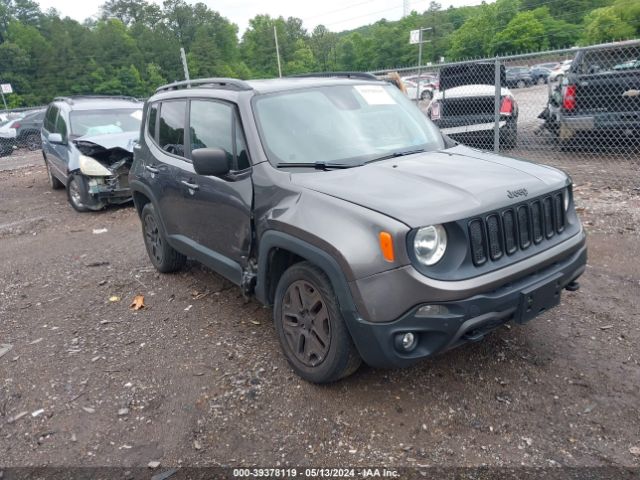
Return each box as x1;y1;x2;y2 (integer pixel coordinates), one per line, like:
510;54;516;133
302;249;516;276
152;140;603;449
468;191;566;266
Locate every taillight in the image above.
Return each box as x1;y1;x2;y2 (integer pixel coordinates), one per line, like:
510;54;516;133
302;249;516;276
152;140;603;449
430;101;441;120
563;84;576;110
500;96;514;115
11;122;21;128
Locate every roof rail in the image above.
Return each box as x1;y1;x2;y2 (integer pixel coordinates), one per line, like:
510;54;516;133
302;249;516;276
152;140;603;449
289;72;380;81
53;95;139;104
155;78;253;93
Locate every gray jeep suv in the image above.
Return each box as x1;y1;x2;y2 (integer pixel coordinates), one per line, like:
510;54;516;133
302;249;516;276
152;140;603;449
130;76;587;383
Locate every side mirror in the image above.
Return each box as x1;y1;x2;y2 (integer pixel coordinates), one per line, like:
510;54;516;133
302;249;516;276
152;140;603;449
48;133;65;144
192;148;230;177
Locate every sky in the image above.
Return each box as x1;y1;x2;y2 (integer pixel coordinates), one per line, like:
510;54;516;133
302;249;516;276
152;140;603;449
34;0;483;35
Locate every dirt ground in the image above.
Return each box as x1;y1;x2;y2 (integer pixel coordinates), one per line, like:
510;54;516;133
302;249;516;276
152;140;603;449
1;158;639;471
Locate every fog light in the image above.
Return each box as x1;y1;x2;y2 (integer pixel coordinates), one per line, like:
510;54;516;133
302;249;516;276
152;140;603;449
402;332;415;349
415;304;449;317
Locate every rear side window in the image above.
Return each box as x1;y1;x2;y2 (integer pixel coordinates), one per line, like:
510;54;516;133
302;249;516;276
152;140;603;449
158;100;186;157
44;106;58;132
147;103;158;140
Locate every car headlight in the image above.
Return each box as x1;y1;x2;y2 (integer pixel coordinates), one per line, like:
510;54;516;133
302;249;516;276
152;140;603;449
414;225;447;266
79;154;112;177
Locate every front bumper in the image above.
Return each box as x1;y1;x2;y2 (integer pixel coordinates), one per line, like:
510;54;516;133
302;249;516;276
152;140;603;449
345;233;587;368
86;175;132;204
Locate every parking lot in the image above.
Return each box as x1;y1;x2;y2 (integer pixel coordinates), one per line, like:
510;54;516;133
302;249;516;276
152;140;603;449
1;150;639;469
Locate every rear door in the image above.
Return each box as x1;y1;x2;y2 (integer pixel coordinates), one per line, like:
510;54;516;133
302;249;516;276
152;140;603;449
175;98;253;283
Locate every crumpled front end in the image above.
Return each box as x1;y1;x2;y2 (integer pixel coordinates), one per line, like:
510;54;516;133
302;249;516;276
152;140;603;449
73;135;136;207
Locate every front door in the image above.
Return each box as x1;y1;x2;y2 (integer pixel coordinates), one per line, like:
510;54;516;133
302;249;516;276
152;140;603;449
177;98;253;280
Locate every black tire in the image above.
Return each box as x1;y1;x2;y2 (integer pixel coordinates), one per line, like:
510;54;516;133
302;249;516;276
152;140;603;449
516;80;525;89
273;261;361;383
420;89;432;101
140;202;186;273
537;76;545;85
44;157;63;190
500;123;518;149
67;174;91;212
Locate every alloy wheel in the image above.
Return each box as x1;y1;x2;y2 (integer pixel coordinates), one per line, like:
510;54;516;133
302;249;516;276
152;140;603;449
281;280;331;367
144;213;163;264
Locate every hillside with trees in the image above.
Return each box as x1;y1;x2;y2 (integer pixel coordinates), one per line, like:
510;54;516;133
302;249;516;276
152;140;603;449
0;0;638;106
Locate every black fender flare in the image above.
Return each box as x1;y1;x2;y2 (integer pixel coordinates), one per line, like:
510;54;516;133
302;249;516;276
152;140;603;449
255;230;358;316
129;179;171;240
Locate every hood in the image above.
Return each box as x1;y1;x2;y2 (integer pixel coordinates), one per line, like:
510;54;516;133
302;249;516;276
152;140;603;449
291;145;568;227
439;63;506;91
73;131;139;152
434;85;510;100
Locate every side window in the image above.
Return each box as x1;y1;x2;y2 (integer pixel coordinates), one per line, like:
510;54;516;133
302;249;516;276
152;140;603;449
189;99;251;171
189;100;233;163
158;100;186;157
54;113;68;140
147;102;158;141
44;106;58;132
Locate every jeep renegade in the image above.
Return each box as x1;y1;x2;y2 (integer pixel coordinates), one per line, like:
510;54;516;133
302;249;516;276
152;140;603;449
130;76;587;383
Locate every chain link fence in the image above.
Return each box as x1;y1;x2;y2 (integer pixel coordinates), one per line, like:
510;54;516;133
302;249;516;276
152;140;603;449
0;106;45;161
375;40;640;191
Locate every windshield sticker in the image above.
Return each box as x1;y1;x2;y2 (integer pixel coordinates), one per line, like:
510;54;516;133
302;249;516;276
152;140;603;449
354;85;396;105
131;110;143;121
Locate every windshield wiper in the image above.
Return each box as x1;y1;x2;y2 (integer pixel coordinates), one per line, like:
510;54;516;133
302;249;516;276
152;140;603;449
364;148;427;164
276;161;362;170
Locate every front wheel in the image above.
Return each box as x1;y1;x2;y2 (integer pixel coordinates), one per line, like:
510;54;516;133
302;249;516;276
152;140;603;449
420;90;432;101
67;174;91;212
537;76;546;85
274;262;361;383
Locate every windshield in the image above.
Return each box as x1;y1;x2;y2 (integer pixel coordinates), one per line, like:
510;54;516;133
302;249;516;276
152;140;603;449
70;108;142;137
253;84;444;166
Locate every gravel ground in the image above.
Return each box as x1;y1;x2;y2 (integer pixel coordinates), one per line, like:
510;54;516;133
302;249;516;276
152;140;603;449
1;162;639;470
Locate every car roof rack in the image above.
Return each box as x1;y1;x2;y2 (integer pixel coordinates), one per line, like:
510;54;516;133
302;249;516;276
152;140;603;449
289;72;379;81
54;95;139;105
155;78;253;93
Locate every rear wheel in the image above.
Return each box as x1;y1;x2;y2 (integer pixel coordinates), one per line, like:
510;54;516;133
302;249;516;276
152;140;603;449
141;202;186;273
537;76;546;85
44;157;63;190
516;80;525;89
274;262;361;383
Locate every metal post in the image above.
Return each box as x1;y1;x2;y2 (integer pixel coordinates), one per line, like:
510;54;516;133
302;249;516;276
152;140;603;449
0;90;7;112
180;47;190;86
274;25;282;78
493;57;501;153
416;29;423;103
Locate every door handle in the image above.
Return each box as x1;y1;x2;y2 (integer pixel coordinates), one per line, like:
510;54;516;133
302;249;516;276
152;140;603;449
181;180;199;190
145;165;159;174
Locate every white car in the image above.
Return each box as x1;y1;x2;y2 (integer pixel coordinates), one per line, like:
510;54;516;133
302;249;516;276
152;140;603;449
403;76;438;101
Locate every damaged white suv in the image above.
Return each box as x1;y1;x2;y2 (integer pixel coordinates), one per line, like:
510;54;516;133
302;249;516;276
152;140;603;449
41;95;143;212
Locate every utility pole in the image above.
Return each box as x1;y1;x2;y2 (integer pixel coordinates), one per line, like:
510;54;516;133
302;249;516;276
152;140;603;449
274;25;282;78
180;47;190;85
